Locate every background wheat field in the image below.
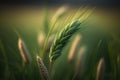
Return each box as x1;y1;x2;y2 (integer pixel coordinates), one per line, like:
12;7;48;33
0;5;120;80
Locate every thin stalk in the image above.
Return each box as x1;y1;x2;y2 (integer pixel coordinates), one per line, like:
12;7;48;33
12;28;22;38
42;20;57;59
48;61;53;78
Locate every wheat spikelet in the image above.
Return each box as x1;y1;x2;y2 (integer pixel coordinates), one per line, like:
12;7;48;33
68;34;81;62
49;20;81;62
96;58;105;80
18;38;31;64
37;56;49;80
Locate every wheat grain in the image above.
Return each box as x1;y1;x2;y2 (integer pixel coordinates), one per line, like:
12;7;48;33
37;56;49;80
49;19;81;62
18;38;31;64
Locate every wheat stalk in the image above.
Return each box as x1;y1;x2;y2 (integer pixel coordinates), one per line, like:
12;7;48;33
18;38;31;64
49;19;81;62
96;58;105;80
37;56;49;80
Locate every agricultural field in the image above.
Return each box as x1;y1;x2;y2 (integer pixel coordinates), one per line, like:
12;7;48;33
0;5;120;80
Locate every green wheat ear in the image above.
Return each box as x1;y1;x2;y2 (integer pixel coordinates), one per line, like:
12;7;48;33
49;19;81;63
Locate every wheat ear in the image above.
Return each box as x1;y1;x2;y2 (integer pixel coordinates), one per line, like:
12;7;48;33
18;38;31;64
68;34;81;62
96;58;105;80
37;56;49;80
49;19;81;62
